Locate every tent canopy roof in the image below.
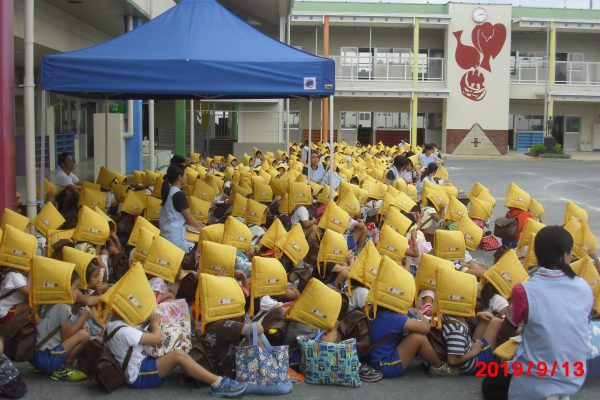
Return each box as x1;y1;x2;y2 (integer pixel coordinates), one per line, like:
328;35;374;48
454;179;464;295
41;0;335;99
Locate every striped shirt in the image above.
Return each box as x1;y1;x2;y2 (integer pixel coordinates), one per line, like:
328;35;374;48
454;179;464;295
441;316;477;373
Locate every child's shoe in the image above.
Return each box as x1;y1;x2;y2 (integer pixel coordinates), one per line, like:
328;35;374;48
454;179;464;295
210;377;247;398
429;362;460;377
50;367;87;382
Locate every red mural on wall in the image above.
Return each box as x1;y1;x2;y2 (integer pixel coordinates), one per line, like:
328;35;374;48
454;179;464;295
453;22;506;101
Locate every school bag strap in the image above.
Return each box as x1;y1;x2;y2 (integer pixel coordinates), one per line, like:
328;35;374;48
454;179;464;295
366;333;396;353
104;325;134;372
35;325;63;351
0;289;17;301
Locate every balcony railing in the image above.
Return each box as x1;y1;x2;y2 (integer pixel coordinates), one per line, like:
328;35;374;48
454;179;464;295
330;55;444;82
511;59;600;86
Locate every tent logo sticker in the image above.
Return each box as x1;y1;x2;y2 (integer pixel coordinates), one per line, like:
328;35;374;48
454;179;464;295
304;77;316;90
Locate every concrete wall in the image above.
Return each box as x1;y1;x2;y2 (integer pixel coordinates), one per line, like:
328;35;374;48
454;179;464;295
238;102;280;143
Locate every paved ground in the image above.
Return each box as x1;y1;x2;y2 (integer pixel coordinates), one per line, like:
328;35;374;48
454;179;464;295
13;157;600;399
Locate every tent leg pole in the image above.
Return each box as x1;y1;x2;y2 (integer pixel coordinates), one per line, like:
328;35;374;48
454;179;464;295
285;99;290;154
24;0;36;219
329;95;334;200
307;97;312;183
149;99;155;171
105;98;109;173
320;100;323;143
40;90;46;204
189;99;194;154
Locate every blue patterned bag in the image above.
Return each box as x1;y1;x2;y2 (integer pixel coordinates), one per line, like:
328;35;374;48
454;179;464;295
235;323;292;395
297;333;361;388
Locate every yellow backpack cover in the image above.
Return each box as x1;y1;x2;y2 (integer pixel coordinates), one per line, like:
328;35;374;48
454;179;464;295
522;233;539;269
249;256;288;316
528;198;544;218
481;249;529;299
516;218;545;253
230;193;248;219
286;278;342;331
415;254;454;301
46;229;74;258
275;223;309;266
318;201;350;235
434;267;478;328
316;229;348;278
396;191;418;213
29;256;76;307
316;185;335;204
144;235;185;283
132;227;156;264
96;166;117;191
563;201;588;226
33;202;65;237
72;206;110;245
62;246;97;289
120;190;146;217
383;207;413;236
504;183;531;211
376;225;409;264
1;208;30;232
288;182;312;210
433;230;466;261
246;199;268;226
446;196;468;223
0;225;38;271
195;273;246;333
365;255;416;318
468;196;493;221
337;190;361;219
127;216;160;247
457;215;483;251
99;262;156;326
200;240;237;277
422;187;449;213
192;180;217;203
78;187;106;210
200;223;225;244
222;216;252;252
253;181;273;204
347;240;381;294
188;196;211;224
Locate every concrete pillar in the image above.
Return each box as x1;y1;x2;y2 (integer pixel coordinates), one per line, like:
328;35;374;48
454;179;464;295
411;18;420;149
322;16;330;143
175;100;186;156
125;16;143;173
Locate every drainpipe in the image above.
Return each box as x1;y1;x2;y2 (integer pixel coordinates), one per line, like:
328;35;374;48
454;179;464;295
411;17;420;150
24;0;36;219
149;100;155;170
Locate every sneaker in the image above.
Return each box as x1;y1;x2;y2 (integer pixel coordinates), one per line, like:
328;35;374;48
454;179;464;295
359;363;384;383
210;377;247;398
429;362;460;377
50;367;88;382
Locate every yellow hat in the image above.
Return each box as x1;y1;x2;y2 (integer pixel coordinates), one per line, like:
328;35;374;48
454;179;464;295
94;206;116;233
433;230;466;261
144;235;185;283
152;174;165;199
46;229;74;258
456;215;483;252
259;218;287;249
72;206;110;245
468;196;493;221
365;255;416;318
316;229;348;278
337;190;361;219
563;201;588;226
33;202;65;237
253;181;273;204
111;183;131;203
434;266;478;326
442;184;459;199
249;256;287;316
99;262;156;326
504;183;531;211
318;201;350;235
230;193;248;219
188;196;211;224
132;227;156;264
62;246;97;289
144;170;160;188
81;181;102;192
275;223;309;266
469;182;488;198
481;249;529;299
422;187;449;212
516;218;545;254
223;216;252;252
246;199;267;226
29;256;76;308
347;241;381;294
127;216;160;247
1;208;30;232
377;225;409;264
522;233;539;269
288;182;312;210
192;180;217;203
415;254;454;301
528;198;545;218
571;256;600;292
582;223;598;255
78;187;106;211
286;278;342;331
121;190;146;217
96;167;117;191
446;196;468;223
383;207;413;236
195;273;246;333
0;225;38;271
141;195;160;222
200;223;225;243
200;240;237;277
434;165;449;181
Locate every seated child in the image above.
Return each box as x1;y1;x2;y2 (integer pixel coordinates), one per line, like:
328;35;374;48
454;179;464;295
0;269;29;324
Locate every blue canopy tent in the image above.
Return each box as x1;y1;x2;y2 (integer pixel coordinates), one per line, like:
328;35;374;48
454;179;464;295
39;0;336;200
41;0;335;99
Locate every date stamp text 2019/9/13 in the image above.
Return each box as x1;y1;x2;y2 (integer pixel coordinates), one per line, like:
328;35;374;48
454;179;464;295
475;361;585;378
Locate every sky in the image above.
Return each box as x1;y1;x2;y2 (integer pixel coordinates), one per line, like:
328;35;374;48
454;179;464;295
301;0;600;9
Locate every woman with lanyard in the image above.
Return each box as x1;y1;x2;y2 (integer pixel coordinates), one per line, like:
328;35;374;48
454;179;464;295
159;163;205;254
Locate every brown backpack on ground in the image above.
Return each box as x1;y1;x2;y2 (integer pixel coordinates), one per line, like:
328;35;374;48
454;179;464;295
94;326;133;393
427;328;447;363
337;310;372;360
0;312;36;362
77;339;105;376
